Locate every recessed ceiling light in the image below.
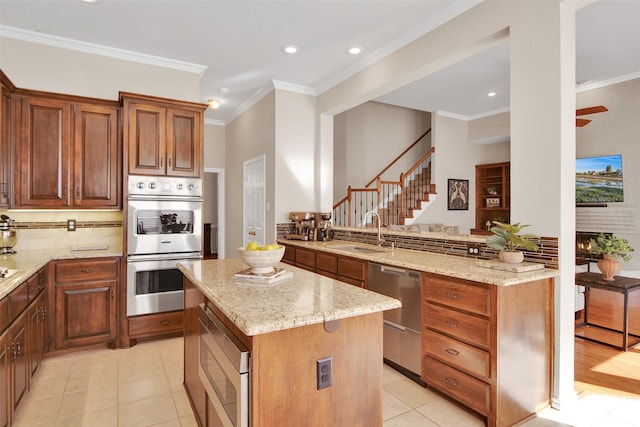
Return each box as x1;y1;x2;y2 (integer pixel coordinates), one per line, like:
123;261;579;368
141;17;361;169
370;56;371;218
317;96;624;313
487;91;497;97
282;45;299;54
347;46;363;55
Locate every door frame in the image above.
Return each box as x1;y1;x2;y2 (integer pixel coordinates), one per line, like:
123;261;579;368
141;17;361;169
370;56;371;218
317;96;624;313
204;167;225;259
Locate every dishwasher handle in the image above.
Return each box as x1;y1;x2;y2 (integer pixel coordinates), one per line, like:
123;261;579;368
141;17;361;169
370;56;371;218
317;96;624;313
380;265;420;279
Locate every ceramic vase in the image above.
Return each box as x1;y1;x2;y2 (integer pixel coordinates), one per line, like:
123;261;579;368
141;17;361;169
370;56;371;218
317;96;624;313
499;250;524;264
597;254;620;281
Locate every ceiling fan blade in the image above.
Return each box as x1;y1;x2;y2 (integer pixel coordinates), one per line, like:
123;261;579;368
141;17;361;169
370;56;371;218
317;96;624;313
576;105;608;116
576;118;591;127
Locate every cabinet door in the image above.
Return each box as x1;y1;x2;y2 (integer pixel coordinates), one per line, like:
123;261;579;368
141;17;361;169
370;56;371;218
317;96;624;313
0;331;9;427
9;311;28;418
127;102;166;176
0;84;11;208
73;103;121;208
27;291;47;381
15;95;71;207
54;280;116;349
166;108;201;177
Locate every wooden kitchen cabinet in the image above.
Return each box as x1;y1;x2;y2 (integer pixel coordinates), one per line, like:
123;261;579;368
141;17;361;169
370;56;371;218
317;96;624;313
12;92;121;209
122;93;206;178
0;71;15;209
285;245;368;287
421;272;552;427
473;162;510;235
13;94;71;208
8;310;28;421
0;330;9;427
53;258;119;350
72;102;121;208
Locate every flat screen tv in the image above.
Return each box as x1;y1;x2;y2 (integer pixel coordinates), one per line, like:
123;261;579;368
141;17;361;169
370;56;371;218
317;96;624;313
576;154;623;204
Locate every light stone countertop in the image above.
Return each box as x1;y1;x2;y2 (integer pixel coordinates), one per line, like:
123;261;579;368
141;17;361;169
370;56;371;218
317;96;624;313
178;258;401;337
0;247;123;300
279;239;559;286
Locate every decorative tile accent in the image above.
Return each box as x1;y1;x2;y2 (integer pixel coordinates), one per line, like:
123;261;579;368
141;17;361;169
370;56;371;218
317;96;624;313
12;220;122;229
277;223;559;269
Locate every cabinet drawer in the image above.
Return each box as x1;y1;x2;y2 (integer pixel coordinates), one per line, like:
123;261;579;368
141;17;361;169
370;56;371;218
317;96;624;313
424;303;490;349
9;281;29;321
423;329;490;379
424;275;491;316
282;246;295;264
316;252;337;274
338;257;366;281
55;258;119;283
295;248;315;269
423;356;490;416
27;273;45;302
129;310;183;339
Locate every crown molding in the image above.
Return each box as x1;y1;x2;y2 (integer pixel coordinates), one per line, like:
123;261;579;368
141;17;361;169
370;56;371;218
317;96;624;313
204;118;225;126
272;80;316;96
576;71;640;93
0;25;207;76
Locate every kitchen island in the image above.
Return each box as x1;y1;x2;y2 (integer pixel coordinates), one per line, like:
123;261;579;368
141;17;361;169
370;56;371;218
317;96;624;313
179;257;400;427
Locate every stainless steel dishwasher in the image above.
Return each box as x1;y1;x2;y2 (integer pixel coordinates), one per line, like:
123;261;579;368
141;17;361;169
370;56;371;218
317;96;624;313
368;262;422;379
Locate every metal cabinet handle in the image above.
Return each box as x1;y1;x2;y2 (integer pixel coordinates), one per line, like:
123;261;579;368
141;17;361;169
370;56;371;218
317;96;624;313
444;320;459;328
445;348;460;356
11;344;17;362
41;305;47;320
160;157;164;167
168;158;172;168
16;342;21;355
80;268;94;273
76;188;80;198
445;377;459;386
446;292;459;299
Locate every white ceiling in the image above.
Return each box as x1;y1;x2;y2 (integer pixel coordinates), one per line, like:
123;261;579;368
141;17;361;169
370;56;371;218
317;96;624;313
1;0;639;124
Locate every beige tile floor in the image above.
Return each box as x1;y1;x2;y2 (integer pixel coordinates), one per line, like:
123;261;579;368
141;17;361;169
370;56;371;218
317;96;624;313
14;337;640;427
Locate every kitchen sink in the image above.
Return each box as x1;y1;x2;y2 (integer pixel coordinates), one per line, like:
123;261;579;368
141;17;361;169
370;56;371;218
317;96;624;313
339;246;386;254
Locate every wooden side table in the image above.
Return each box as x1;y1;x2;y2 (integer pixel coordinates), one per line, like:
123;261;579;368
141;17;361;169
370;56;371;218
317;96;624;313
575;272;640;351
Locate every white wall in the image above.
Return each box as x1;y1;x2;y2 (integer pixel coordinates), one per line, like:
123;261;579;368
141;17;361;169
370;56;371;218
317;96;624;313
225;92;276;253
333;101;430;202
274;90;317;223
0;37;200;102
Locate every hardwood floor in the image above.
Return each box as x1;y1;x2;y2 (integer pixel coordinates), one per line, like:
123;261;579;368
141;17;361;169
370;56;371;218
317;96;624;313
574;335;640;398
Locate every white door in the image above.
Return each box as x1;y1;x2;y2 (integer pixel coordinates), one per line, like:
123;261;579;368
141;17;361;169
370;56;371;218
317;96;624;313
243;154;266;247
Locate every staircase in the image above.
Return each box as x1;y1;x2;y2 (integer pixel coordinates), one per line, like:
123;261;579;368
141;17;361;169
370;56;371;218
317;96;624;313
333;129;436;227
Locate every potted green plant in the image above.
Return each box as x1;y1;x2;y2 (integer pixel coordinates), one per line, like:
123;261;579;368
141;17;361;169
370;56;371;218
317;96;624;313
486;221;539;264
589;233;634;281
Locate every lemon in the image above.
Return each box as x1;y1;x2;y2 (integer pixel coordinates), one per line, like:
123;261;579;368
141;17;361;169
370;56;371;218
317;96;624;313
246;241;260;251
265;244;280;250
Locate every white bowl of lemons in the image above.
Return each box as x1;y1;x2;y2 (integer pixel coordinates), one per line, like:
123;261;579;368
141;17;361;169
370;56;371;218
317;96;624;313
238;242;285;274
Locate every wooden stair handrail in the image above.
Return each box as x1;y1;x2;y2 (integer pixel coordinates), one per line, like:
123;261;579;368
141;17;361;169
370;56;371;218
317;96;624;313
402;147;435;180
365;128;431;188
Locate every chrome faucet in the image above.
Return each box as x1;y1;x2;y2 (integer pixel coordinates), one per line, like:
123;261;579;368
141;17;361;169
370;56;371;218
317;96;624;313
363;210;385;247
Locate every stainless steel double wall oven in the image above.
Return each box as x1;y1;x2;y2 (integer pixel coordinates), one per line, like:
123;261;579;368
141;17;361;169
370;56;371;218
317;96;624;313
126;175;203;316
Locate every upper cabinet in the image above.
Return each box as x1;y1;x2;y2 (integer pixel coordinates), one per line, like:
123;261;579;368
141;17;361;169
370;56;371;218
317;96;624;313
473;162;510;235
122;93;206;178
12;92;121;209
0;71;16;208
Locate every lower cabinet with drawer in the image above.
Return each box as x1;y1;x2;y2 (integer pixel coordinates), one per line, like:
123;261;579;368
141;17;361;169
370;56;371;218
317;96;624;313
0;266;49;426
53;257;119;350
422;272;553;427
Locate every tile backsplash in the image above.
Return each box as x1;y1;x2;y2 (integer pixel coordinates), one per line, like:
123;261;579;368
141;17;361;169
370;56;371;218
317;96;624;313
1;210;123;251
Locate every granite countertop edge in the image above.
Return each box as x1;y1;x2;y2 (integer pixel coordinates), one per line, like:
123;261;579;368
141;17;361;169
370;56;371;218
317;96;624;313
178;259;401;337
0;247;123;300
278;239;559;286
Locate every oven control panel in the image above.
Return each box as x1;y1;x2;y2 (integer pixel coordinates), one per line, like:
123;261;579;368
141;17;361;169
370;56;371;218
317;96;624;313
128;175;203;198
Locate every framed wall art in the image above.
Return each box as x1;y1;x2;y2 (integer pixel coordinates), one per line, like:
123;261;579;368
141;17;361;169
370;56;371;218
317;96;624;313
447;179;469;210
